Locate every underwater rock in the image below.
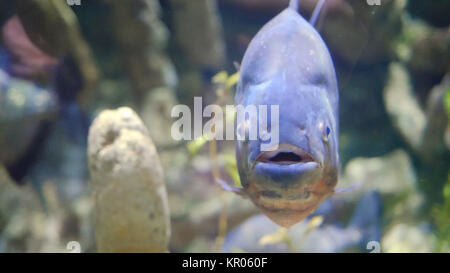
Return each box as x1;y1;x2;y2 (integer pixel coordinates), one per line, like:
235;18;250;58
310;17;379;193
0;167;92;252
176;69;206;103
88;107;170;252
338;149;423;222
28;118;88;201
107;0;177;106
169;0;226;69
390;12;449;125
322;0;402;65
397;17;450;78
222;0;291;12
421;74;450;157
409;27;450;78
168;0;226;103
383;62;426;149
222;0;348;15
383;63;450;160
222;214;289;253
140;87;179;148
337;63;399;165
223;0;395;66
381;223;437;253
446;125;450;151
0;173;59;252
407;0;450;29
160;146;258;251
171;192;257;251
14;0;99;106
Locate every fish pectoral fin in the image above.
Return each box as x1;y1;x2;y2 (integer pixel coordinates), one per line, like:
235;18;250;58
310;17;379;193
215;177;247;197
334;182;361;194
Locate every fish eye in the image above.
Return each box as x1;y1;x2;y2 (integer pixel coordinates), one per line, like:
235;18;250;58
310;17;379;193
322;126;331;142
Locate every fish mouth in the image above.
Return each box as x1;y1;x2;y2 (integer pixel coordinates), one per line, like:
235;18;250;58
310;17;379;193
255;143;315;165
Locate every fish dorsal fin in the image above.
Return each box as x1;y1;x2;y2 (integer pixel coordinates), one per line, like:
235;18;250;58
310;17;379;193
289;0;299;11
309;0;327;27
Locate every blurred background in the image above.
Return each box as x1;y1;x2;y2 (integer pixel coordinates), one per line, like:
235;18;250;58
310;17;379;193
0;0;449;253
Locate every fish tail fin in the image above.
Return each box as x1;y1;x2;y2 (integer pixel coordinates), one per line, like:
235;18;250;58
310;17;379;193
5;121;53;185
53;56;90;146
53;56;83;102
289;0;299;11
309;0;327;27
348;191;383;249
59;101;90;146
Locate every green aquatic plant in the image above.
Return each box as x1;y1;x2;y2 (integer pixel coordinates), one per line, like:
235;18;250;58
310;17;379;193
432;172;450;252
187;135;209;156
186;70;239;157
212;71;239;90
257;215;324;253
444;87;450;119
224;154;242;188
185;70;239;251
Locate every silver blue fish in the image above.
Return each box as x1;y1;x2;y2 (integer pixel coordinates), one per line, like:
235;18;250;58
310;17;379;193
222;191;382;253
222;0;339;227
0;46;88;184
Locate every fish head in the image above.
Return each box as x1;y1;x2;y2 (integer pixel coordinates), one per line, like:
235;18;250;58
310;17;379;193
235;8;339;227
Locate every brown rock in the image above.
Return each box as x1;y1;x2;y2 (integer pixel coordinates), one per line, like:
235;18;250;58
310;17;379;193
88;107;170;252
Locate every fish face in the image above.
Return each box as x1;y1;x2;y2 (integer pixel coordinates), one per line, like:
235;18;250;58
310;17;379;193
236;104;338;227
235;8;339;227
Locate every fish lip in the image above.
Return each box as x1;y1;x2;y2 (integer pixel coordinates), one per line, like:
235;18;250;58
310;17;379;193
253;160;319;178
254;143;316;166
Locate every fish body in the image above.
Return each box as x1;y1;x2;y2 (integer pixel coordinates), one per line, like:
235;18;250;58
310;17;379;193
233;0;339;227
0;12;88;183
222;192;382;253
0;65;57;183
